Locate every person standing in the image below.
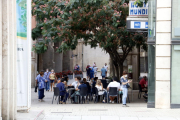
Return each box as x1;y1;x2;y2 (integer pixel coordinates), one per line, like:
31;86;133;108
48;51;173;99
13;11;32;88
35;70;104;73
93;65;98;77
101;67;106;79
44;69;51;91
104;63;108;77
49;69;57;92
76;64;80;71
89;66;94;80
86;65;90;80
121;71;132;107
38;72;47;102
93;62;96;67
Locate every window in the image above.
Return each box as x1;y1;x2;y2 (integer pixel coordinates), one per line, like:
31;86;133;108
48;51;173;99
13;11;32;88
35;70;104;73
147;0;156;43
172;0;180;40
171;45;180;106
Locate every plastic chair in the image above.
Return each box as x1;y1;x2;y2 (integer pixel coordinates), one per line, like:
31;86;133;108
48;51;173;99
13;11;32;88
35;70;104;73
79;87;88;104
138;84;146;99
107;87;118;103
94;87;99;103
94;87;105;103
52;87;60;104
101;80;108;89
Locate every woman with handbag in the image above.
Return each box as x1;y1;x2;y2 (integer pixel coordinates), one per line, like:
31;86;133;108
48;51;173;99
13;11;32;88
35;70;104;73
38;72;47;102
49;69;57;92
120;71;132;107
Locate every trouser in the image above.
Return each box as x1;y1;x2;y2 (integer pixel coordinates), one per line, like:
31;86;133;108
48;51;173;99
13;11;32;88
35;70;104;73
45;81;50;91
71;91;80;103
39;88;44;99
60;93;69;102
122;88;128;105
103;91;107;99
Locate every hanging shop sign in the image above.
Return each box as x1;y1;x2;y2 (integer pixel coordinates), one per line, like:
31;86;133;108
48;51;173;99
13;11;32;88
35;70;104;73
131;21;148;29
129;1;148;16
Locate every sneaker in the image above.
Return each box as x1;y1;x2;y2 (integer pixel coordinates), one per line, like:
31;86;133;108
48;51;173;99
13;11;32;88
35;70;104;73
122;104;126;107
112;101;114;103
125;105;129;107
109;100;112;103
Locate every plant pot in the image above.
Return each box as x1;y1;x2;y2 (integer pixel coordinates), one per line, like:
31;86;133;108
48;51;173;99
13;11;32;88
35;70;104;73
67;75;73;79
74;74;83;78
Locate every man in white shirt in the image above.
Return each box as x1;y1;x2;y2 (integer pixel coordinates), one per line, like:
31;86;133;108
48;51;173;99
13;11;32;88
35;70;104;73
104;63;108;77
93;65;98;77
70;77;81;89
107;77;121;103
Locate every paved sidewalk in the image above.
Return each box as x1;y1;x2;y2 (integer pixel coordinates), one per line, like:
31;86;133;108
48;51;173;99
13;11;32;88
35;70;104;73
17;73;180;120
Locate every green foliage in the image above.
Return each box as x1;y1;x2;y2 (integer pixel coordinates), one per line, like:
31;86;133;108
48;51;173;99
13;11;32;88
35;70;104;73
32;42;48;54
32;0;147;59
134;0;148;7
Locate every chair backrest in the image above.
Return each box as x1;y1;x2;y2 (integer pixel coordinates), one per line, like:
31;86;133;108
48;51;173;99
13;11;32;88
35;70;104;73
91;81;96;94
85;82;91;93
53;87;59;96
79;87;87;96
138;84;142;92
95;87;99;96
109;87;118;96
68;86;74;88
101;80;107;89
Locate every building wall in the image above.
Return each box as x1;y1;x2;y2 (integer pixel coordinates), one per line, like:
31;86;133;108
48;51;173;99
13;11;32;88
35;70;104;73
83;44;110;72
155;0;171;108
31;16;37;87
0;0;17;119
70;42;110;72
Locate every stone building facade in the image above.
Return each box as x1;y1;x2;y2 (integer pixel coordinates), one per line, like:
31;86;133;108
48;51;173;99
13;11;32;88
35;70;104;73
0;0;17;119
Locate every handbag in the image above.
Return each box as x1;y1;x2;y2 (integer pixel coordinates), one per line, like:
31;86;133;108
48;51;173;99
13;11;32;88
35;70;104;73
126;84;130;88
34;85;38;92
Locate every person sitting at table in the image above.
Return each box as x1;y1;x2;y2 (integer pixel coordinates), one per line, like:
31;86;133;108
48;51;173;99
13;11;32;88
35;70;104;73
139;76;147;93
95;80;107;103
56;78;69;104
107;77;121;103
70;77;81;89
71;80;87;103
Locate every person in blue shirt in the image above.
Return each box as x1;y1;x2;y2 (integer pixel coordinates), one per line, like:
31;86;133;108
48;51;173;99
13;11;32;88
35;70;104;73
56;78;69;104
76;64;80;71
89;67;94;80
77;80;87;90
101;67;106;79
35;70;44;98
38;72;47;102
71;80;87;103
44;69;51;91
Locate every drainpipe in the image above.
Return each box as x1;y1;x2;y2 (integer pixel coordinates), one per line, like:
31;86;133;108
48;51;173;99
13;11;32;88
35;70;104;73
82;42;84;72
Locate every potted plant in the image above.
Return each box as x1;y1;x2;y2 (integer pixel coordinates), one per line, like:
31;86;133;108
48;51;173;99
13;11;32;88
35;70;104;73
56;72;62;79
67;70;73;79
74;71;83;78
